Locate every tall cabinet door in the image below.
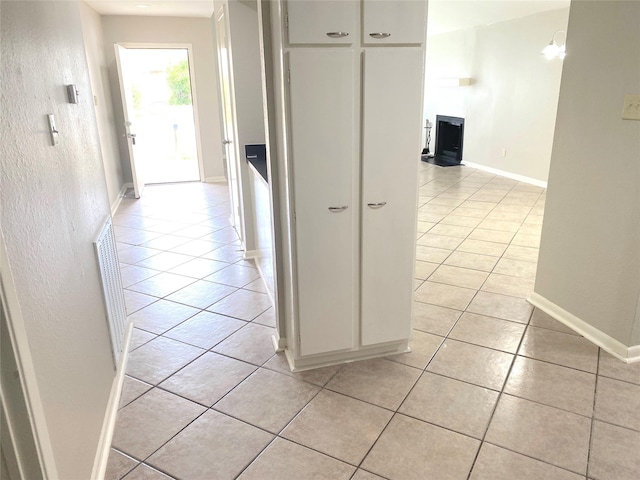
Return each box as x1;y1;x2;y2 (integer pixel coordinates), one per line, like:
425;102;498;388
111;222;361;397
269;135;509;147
361;48;424;346
289;50;358;356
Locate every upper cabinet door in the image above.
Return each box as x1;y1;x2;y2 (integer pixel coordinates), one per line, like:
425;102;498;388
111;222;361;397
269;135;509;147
362;0;427;44
287;0;356;45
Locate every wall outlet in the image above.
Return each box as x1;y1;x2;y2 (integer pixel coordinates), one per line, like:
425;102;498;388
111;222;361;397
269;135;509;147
622;94;640;120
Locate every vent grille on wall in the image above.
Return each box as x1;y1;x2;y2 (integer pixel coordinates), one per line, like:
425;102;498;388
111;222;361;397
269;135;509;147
93;217;127;365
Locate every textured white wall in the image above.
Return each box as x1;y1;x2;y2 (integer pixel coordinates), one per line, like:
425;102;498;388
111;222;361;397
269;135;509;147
0;1;115;477
101;14;225;180
80;1;125;209
535;0;640;346
423;8;569;182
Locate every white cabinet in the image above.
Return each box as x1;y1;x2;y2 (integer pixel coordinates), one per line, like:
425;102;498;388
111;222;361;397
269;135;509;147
288;50;358;356
287;0;355;45
362;0;427;44
273;0;427;370
361;48;424;346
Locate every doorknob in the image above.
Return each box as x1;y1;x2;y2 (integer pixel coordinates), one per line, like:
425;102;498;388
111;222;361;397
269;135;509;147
223;139;232;145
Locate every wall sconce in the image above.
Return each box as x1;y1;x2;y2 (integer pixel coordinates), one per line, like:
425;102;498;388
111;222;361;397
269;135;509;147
542;30;566;59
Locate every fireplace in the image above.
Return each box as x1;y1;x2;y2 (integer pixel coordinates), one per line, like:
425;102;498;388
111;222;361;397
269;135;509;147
429;115;465;166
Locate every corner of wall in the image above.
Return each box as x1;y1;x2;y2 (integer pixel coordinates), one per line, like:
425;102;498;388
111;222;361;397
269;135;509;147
529;292;640;363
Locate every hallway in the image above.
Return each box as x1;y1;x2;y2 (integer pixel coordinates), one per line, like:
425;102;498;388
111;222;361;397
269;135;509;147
106;165;640;480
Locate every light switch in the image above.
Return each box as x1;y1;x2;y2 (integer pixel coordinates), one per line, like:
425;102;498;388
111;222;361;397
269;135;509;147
621;94;640;120
47;114;59;146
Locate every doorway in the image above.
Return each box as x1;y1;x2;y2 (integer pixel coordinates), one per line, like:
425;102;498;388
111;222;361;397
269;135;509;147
215;8;243;237
115;46;203;191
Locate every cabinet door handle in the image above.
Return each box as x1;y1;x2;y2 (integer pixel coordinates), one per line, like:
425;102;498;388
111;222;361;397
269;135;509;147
369;32;391;39
326;32;349;38
367;202;387;208
328;206;349;212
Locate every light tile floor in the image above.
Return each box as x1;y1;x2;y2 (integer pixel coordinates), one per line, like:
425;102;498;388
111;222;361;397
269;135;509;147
106;165;640;480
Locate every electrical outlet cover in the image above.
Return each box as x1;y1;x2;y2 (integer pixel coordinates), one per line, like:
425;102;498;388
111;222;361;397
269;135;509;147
622;94;640;120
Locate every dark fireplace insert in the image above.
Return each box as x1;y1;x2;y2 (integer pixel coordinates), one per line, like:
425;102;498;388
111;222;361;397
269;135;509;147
422;115;465;167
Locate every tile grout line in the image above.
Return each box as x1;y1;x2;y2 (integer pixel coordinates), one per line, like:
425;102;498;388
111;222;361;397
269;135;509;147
346;311;459;477
464;305;535;480
115;176;566;479
230;364;347;479
585;349;601;479
116;186;244;480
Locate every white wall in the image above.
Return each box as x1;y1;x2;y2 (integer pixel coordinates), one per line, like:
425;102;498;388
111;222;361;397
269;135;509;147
101;15;225;181
424;7;569;182
80;1;125;209
0;1;116;477
228;0;267;149
423;30;472;149
535;0;640;347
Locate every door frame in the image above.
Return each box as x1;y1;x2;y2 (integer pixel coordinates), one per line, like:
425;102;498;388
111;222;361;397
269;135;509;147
0;234;58;479
115;43;206;186
214;3;248;245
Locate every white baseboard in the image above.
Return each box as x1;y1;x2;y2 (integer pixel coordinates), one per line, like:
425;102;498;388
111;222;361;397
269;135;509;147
110;183;133;216
464;162;548;188
528;292;640;363
90;320;134;480
243;249;259;259
205;176;227;183
271;334;285;353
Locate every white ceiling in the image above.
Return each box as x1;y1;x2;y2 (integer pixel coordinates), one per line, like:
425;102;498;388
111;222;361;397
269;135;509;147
86;1;214;18
85;0;569;30
428;0;570;36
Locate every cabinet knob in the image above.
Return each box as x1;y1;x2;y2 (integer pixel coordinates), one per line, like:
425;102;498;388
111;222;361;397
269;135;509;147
367;202;387;208
328;206;349;212
326;32;349;38
222;139;232;145
369;32;391;39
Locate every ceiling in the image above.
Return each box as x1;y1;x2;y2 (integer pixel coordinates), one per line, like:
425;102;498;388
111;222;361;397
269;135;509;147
86;0;570;30
86;1;214;18
428;0;570;36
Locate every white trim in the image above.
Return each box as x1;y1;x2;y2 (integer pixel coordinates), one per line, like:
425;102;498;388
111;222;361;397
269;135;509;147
0;233;59;478
528;292;640;363
285;340;410;372
464;162;548;188
1;369;26;479
90;320;134;480
271;335;285;353
115;43;205;184
111;183;133;216
243;249;259;259
185;45;206;183
205;176;227;183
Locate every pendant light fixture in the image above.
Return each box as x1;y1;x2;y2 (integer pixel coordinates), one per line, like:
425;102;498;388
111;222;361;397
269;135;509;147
542;30;567;59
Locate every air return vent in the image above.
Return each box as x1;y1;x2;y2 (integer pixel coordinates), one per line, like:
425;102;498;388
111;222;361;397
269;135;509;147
93;217;127;365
